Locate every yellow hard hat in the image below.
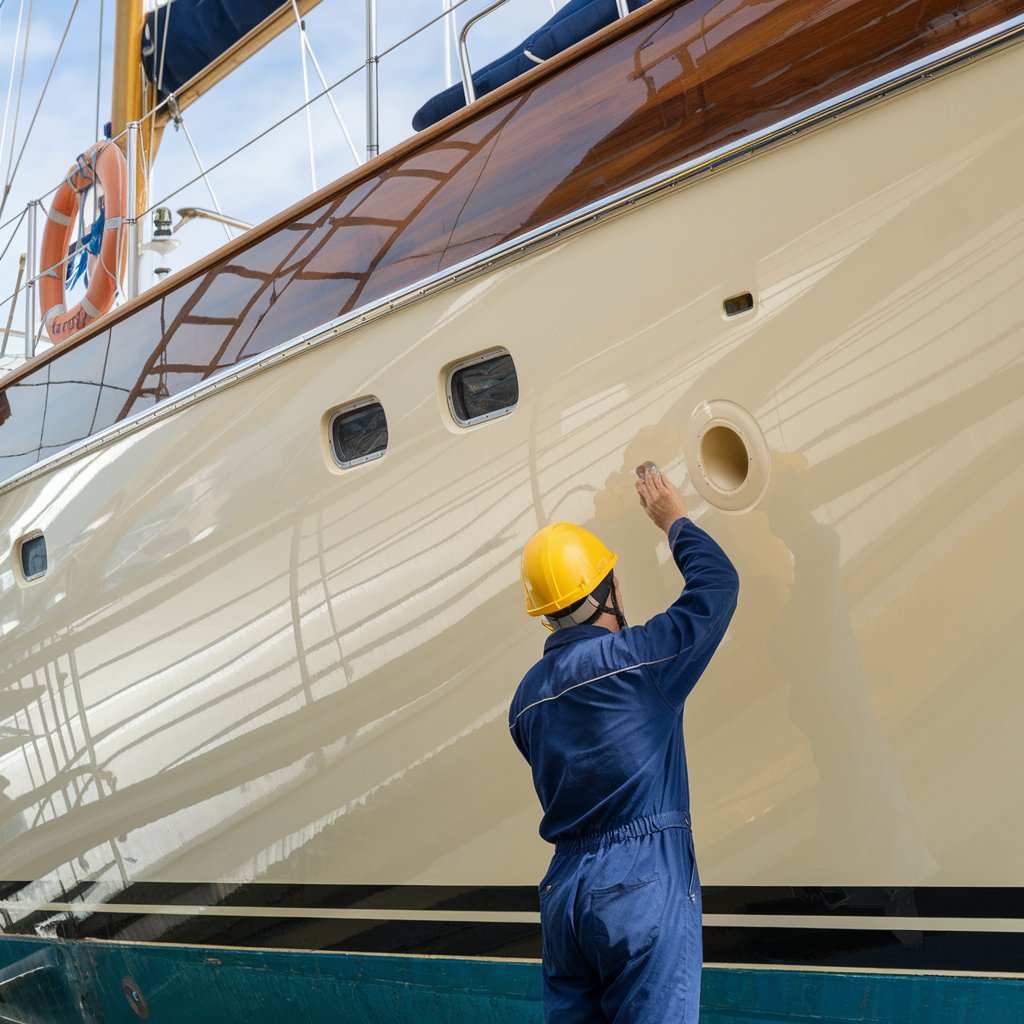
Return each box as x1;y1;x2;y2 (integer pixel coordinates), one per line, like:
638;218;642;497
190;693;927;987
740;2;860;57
521;523;618;618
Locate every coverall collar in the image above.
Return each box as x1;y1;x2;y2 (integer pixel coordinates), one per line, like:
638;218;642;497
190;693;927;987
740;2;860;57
543;623;610;654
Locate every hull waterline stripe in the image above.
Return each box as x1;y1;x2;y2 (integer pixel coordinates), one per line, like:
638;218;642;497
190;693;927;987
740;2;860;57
2;11;1024;497
0;901;541;924
6;901;1024;933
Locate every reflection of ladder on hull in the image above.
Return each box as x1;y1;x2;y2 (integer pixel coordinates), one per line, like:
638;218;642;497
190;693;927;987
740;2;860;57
0;647;129;903
116;122;513;421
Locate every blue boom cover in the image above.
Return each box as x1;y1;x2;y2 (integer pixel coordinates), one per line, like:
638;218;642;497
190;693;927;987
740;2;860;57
413;0;652;131
142;0;285;97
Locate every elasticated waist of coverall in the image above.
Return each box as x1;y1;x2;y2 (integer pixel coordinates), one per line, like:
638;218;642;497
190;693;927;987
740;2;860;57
554;811;691;854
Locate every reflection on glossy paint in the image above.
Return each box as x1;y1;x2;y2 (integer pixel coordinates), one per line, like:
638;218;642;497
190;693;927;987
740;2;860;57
0;22;1021;949
714;453;936;884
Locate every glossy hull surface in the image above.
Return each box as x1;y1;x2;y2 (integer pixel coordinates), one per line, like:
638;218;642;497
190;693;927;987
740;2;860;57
0;1;1023;1017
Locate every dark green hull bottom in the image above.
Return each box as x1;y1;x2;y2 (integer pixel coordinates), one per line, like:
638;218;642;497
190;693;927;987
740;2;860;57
0;935;1021;1023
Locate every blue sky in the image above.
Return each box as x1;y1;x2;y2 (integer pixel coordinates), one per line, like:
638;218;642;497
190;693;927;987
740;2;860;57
0;0;563;358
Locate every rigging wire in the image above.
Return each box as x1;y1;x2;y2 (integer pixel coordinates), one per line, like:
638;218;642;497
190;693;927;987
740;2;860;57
0;254;24;360
93;0;104;221
4;0;495;235
144;0;174;232
2;0;488;236
290;0;317;192
0;203;26;267
170;103;233;242
291;0;361;166
156;0;172;97
144;0;486;219
93;0;104;144
0;0;80;224
146;58;364;216
152;0;490;214
1;0;31;221
0;0;25;180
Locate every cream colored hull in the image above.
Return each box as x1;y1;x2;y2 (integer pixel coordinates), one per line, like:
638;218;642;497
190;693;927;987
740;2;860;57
0;34;1022;909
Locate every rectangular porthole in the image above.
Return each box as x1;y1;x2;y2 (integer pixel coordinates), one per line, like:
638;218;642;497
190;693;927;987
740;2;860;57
20;534;47;581
723;292;754;317
329;399;388;468
447;350;518;427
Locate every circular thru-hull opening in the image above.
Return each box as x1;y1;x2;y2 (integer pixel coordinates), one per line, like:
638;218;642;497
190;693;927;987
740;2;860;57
699;425;750;492
684;400;771;513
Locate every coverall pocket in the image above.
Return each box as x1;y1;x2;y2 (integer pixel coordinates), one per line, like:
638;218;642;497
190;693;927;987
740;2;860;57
587;873;663;978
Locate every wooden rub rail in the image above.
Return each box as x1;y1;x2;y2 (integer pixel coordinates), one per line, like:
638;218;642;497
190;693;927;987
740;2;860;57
0;0;1019;484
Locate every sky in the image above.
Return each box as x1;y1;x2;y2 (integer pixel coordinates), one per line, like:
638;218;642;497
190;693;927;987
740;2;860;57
0;0;565;361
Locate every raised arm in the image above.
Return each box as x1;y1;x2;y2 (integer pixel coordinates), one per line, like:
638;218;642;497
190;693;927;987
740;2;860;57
630;464;739;712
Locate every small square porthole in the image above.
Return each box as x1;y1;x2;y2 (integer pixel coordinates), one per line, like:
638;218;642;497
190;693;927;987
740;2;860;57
447;350;519;427
329;399;388;468
723;292;755;317
19;534;47;581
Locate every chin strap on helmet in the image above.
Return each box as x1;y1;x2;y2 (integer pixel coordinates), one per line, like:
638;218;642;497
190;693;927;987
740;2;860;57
606;576;627;630
546;572;627;631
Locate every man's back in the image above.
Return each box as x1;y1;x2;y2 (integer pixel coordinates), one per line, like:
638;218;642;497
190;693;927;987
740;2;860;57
510;517;739;842
512;470;739;1024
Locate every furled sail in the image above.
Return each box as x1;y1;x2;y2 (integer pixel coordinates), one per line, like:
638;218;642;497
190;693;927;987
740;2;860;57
142;0;302;98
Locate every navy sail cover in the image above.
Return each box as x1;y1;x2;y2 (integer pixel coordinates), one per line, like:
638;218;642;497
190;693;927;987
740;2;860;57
413;0;652;131
142;0;286;97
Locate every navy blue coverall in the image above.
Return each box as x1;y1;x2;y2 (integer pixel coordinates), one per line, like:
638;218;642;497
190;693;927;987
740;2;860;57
509;518;739;1023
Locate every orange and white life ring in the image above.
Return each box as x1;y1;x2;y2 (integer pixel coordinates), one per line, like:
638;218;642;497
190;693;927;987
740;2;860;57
39;141;128;344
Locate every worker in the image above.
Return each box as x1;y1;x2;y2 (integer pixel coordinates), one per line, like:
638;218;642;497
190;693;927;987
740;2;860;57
509;463;739;1023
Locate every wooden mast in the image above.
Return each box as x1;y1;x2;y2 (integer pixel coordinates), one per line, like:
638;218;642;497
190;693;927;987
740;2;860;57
111;0;148;218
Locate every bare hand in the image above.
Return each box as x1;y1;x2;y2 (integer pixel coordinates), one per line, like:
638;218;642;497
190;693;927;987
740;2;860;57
635;463;687;533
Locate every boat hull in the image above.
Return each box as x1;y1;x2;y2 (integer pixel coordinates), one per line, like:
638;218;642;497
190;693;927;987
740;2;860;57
1;1;1024;1018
